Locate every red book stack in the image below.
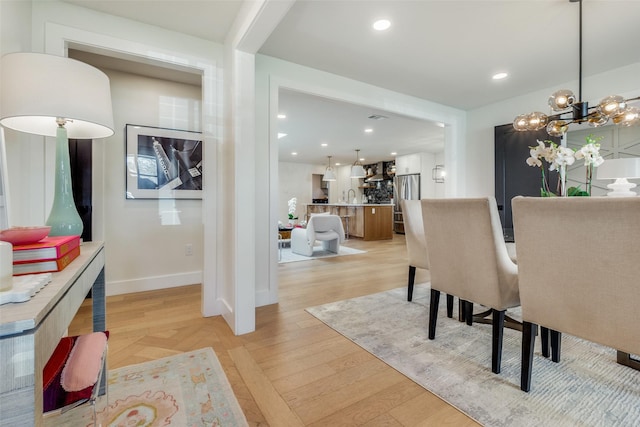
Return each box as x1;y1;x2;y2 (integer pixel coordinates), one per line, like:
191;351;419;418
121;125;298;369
12;235;81;275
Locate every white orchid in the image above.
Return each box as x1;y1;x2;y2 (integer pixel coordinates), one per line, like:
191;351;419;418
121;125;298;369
550;146;575;171
287;197;297;219
524;135;605;196
575;142;604;167
526;140;545;167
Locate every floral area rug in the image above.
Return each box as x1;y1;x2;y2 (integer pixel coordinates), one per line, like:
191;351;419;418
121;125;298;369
46;348;248;427
306;283;640;427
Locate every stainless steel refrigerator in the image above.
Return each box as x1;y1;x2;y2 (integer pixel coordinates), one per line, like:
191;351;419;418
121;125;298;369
393;174;420;234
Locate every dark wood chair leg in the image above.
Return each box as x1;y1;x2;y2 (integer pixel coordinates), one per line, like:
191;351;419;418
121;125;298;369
492;309;506;374
550;330;562;363
407;266;416;301
540;326;550;358
465;301;473;326
446;294;454;318
521;321;537;392
428;289;440;340
458;299;466;322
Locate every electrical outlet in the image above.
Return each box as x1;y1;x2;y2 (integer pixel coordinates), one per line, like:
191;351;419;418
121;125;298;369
185;244;193;256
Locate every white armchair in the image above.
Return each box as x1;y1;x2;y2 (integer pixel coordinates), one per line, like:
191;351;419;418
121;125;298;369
291;214;345;256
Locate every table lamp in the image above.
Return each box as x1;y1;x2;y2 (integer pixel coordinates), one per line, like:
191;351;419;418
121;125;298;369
0;52;114;236
596;157;640;197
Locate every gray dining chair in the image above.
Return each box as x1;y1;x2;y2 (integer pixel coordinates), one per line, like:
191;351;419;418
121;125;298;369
421;197;520;374
401;199;453;317
513;196;640;391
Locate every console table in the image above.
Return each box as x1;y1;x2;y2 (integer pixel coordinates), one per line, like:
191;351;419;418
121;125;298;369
0;242;105;426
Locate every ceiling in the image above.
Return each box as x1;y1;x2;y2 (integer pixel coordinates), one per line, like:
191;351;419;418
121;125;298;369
62;0;640;165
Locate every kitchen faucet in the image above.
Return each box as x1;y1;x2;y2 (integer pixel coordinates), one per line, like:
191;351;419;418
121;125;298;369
347;188;356;204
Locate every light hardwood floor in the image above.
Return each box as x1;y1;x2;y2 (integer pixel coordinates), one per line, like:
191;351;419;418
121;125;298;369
69;234;479;426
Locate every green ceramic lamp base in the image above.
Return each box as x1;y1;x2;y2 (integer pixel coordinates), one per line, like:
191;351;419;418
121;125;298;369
45;124;83;237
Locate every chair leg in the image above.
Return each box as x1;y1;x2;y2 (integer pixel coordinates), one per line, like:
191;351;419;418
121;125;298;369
521;321;537;392
551;330;562;363
540;327;550;358
428;289;440;340
446;294;454;318
492;309;506;374
458;299;466;322
407;266;416;301
465;301;473;326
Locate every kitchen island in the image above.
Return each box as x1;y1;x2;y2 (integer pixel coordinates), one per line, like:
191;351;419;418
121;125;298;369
307;203;394;241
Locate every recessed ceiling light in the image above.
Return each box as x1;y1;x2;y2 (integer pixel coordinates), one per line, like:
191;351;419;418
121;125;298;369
277;113;286;119
321;143;328;147
492;72;508;80
391;152;397;156
364;128;373;133
335;162;341;166
291;152;297;156
436;122;445;128
373;19;391;31
359;157;365;162
278;132;287;139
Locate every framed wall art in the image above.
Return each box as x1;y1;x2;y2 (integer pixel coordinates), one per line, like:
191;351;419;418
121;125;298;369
125;124;202;199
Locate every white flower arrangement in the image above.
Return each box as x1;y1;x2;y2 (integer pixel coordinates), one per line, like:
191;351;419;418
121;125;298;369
287;197;298;219
526;134;604;196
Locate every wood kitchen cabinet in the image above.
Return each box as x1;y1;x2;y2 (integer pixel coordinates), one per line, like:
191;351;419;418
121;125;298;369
363;205;393;241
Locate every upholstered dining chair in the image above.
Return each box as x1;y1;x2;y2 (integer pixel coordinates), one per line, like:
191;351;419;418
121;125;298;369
291;214;345;256
421;197;520;374
401;199;454;318
512;196;640;392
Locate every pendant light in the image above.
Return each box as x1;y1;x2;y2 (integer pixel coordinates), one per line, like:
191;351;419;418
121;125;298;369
513;0;639;137
322;155;336;181
350;149;366;178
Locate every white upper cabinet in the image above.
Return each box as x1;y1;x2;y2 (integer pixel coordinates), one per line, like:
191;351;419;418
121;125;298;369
395;153;422;175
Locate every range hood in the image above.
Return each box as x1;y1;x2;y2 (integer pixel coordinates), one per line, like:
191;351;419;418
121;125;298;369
366;162;390;182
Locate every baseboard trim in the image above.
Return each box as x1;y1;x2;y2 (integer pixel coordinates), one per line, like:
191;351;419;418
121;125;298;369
106;271;202;296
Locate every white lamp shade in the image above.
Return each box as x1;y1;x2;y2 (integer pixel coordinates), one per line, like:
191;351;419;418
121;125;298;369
350;165;366;178
322;168;336;181
597;158;640;180
0;52;114;139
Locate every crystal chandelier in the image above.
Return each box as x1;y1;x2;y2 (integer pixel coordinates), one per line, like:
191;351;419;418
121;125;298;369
513;0;639;137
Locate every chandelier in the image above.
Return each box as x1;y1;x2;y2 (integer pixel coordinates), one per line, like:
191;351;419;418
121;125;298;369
513;0;639;137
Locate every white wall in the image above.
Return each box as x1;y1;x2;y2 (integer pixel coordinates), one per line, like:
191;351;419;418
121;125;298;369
100;68;204;294
278;161;325;222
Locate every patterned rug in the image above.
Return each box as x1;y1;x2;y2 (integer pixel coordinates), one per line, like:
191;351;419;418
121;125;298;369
278;245;365;263
46;348;248;427
306;283;640;427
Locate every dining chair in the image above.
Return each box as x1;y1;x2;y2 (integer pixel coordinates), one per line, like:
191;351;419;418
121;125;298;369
401;199;454;317
421;197;520;374
512;196;640;392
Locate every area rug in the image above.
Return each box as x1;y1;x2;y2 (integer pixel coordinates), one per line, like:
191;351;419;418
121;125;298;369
279;245;365;263
306;284;640;427
46;348;248;427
